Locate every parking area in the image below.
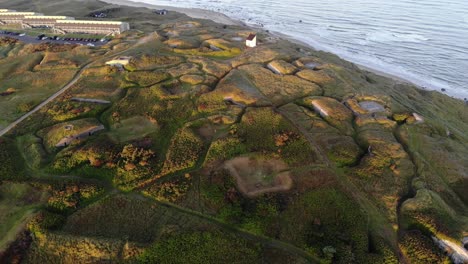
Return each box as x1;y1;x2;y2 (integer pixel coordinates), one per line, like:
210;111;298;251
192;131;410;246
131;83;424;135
0;30;109;47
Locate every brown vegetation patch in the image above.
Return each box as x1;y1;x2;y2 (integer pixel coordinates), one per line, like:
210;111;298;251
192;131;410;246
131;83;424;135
224;156;293;197
188;57;232;78
296;69;333;86
180;74;204;85
267;60;297;75
165;38;201;49
198;69;270;111
231;47;282;68
128;55;183;70
167;63;201;78
0;37;19;46
293;169;337;193
301;96;354;135
238;64;322;105
26;43;77;53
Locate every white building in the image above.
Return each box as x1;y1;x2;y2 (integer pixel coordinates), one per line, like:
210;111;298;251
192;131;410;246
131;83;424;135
22;15;74;28
0;9;16;12
246;33;257;48
0;12;43;24
53;20;130;35
106;56;132;67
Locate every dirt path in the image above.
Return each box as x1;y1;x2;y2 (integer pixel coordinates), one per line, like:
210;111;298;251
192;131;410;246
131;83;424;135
0;64;92;137
0;44;135;137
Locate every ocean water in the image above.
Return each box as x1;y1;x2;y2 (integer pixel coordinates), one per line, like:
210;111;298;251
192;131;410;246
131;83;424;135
132;0;468;99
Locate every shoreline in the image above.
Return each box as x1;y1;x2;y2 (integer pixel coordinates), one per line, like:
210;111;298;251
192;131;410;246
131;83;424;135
267;30;415;86
99;0;243;26
101;0;465;101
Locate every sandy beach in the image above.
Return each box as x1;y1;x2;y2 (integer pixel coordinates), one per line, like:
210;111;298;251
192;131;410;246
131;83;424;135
100;0;242;26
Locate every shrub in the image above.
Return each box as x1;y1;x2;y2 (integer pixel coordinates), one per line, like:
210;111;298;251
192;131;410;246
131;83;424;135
46;182;104;213
205;137;247;163
126;70;169;87
400;231;448;264
114;144;157;190
138;231;260;263
0;138;26;180
238;108;289;152
161;128;204;174
16;101;35;113
143;174;191;202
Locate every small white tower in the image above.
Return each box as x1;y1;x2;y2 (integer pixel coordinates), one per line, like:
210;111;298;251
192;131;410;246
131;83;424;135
246;33;257;48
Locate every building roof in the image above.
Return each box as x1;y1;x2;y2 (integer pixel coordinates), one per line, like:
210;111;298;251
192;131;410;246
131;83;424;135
246;33;256;41
0;12;41;16
56;20;126;25
24;15;74;20
0;9;15;12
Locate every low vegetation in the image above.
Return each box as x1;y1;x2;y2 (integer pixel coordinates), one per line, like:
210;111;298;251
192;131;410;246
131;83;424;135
0;0;466;262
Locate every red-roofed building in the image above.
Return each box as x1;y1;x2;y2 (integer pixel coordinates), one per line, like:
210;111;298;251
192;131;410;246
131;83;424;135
246;33;257;48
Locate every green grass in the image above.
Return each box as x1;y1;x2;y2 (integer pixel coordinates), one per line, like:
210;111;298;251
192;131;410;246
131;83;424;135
0;183;47;251
16;134;48;170
161;127;205;175
0;137;27;180
108;116;159;143
137;231;261;264
37;118;101;151
0;66;78;124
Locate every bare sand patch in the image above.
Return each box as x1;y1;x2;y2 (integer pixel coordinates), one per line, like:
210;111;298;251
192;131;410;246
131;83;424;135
224;156;293;197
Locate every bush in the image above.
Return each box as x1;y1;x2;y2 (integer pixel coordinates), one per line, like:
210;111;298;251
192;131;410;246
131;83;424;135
46;182;104;213
143;174;191;202
138;231;260;263
238;108;288;152
161;128;204;174
0;138;26;180
16;101;35;113
205;137;247;163
114;144;157;191
400;231;448;264
125;71;169;87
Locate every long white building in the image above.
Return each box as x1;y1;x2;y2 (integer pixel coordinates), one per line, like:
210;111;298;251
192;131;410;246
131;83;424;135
53;20;130;35
22;15;74;28
0;12;43;24
0;9;129;35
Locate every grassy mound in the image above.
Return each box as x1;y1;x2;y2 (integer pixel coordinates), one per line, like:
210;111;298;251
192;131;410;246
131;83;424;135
238;64;322;105
109;116;159;143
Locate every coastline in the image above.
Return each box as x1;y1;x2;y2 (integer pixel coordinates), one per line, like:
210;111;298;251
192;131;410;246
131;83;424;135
102;0;464;100
267;30;415;86
99;0;243;26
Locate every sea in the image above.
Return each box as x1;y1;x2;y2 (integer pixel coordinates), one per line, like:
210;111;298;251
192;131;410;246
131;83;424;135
131;0;468;99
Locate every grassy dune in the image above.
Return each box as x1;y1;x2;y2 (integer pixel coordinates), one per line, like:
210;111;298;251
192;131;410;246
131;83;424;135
0;0;467;263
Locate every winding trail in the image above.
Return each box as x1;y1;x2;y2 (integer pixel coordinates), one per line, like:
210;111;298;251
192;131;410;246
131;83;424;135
0;46;135;138
0;64;92;137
